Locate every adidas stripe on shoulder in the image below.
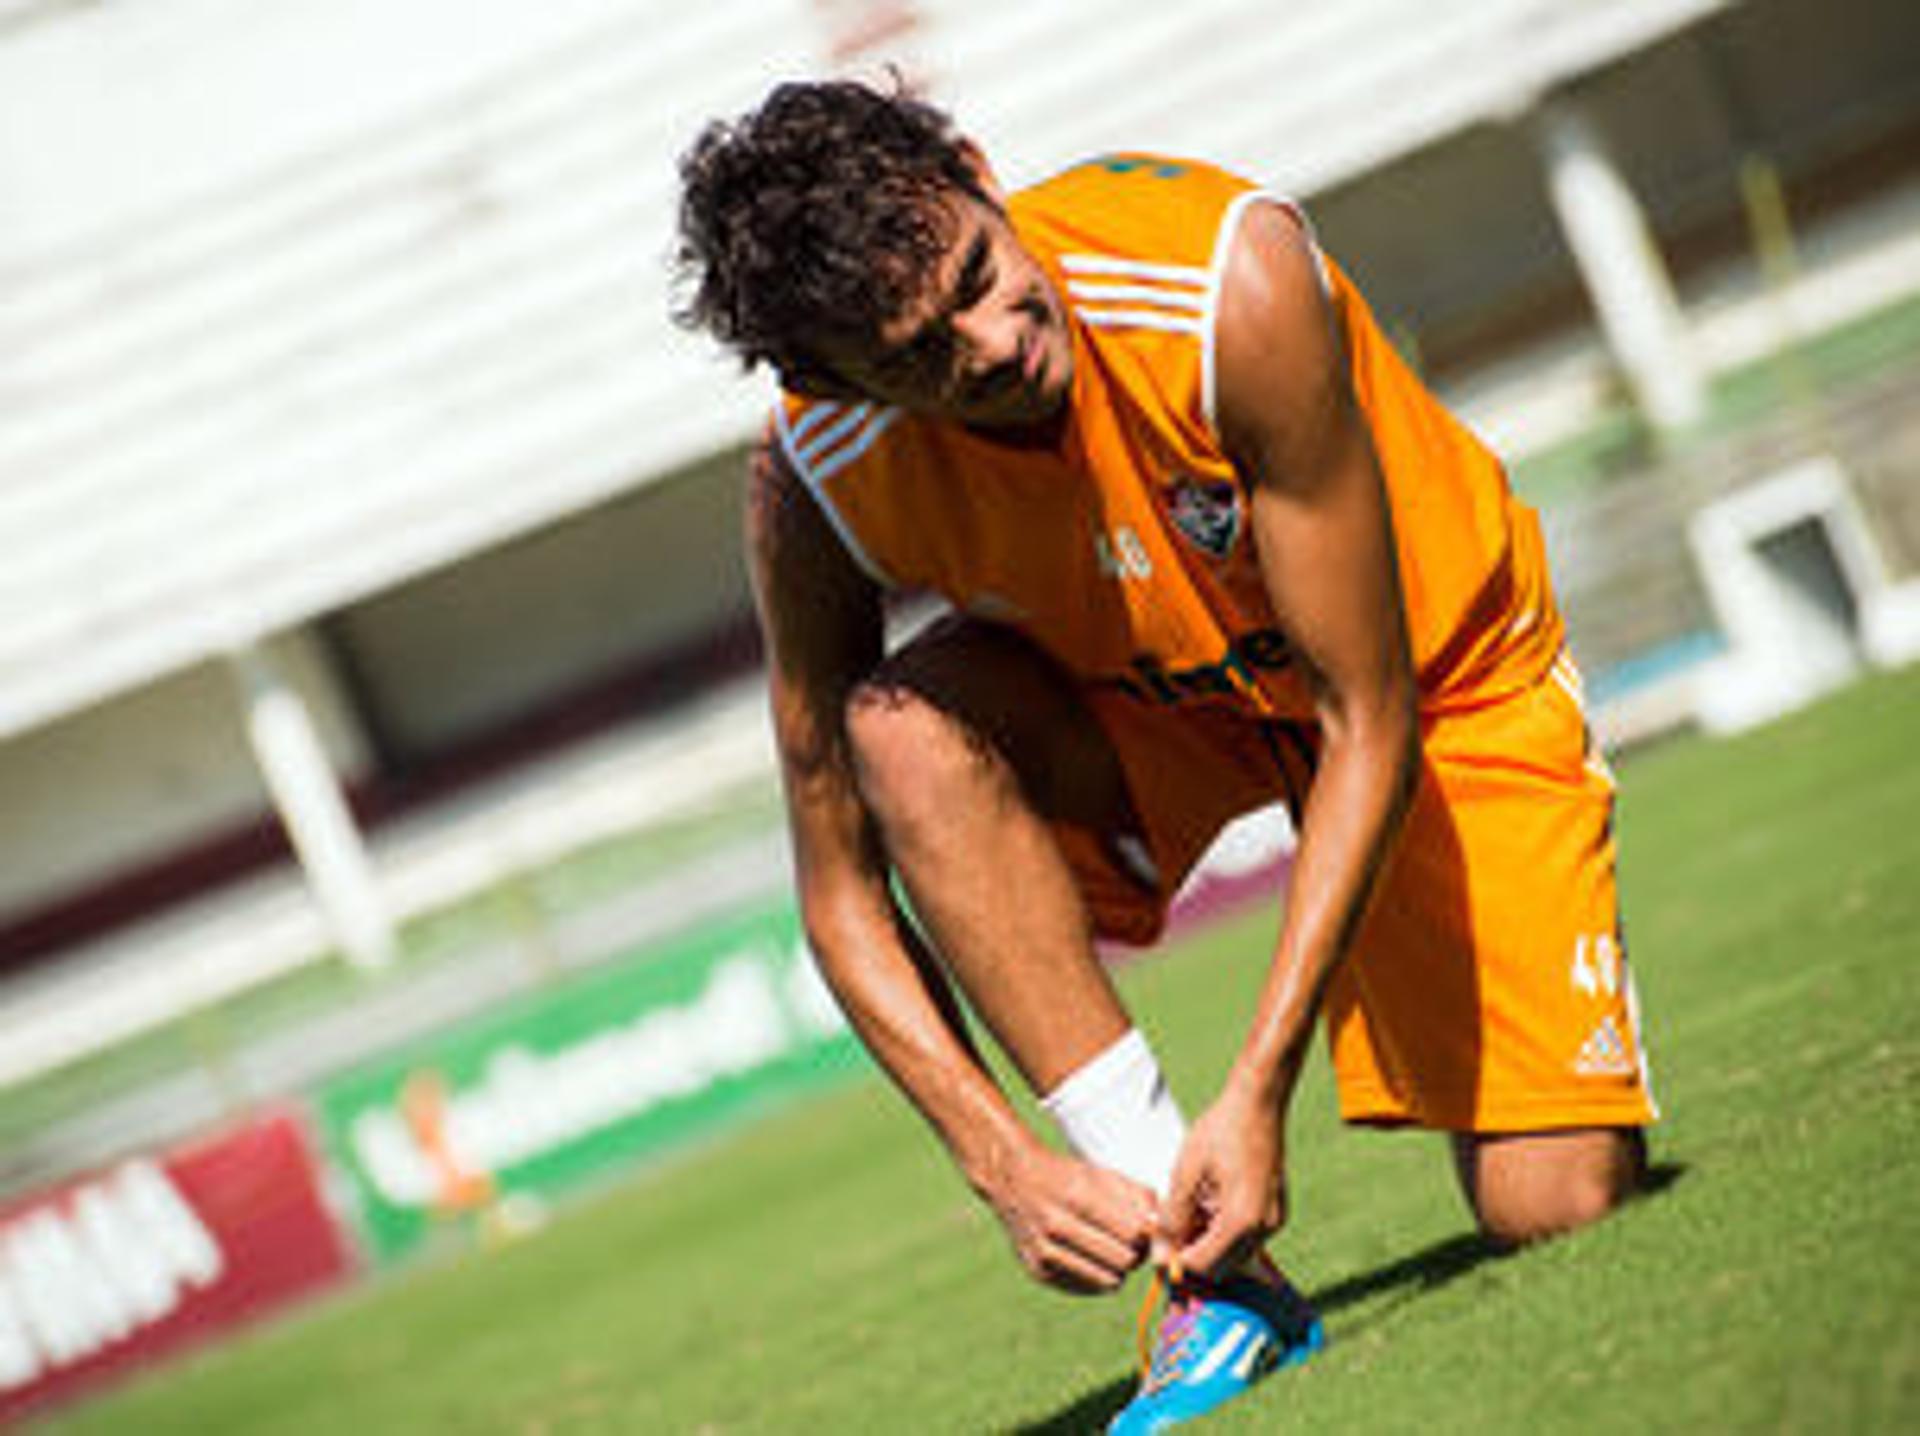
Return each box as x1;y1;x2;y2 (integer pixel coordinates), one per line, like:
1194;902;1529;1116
1061;254;1209;337
772;400;898;585
1199;189;1329;437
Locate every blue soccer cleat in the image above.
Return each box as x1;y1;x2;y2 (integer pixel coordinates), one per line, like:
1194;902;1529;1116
1107;1266;1325;1434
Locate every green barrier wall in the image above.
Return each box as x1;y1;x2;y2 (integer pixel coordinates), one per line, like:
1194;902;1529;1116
313;904;864;1264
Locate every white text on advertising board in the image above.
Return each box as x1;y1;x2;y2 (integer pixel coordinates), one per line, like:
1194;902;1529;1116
349;943;845;1206
0;1162;223;1389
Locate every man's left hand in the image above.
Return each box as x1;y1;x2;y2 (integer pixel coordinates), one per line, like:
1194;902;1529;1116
1159;1082;1289;1277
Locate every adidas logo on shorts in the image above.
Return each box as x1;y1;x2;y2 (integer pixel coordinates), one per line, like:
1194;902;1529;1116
1573;1015;1636;1077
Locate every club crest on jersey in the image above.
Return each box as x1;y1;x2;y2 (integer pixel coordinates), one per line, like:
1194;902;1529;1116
1164;475;1243;559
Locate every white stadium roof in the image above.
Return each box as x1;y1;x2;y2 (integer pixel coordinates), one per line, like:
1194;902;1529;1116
0;0;1722;741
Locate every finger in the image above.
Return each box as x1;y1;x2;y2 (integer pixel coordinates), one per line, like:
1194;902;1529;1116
1161;1147;1205;1243
1175;1225;1237;1279
1152;1197;1198;1274
1177;1200;1256;1279
1072;1167;1159;1246
1149;1187;1190;1270
1036;1239;1127;1295
1053;1208;1148;1278
1149;1228;1173;1272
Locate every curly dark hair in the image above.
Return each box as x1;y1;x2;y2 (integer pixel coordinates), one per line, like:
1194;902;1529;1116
673;78;989;389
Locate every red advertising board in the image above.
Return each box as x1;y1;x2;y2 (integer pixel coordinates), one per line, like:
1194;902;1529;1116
0;1108;356;1424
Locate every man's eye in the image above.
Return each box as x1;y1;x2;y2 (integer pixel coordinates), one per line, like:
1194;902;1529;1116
962;262;995;309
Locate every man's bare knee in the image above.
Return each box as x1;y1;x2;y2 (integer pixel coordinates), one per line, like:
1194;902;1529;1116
1476;1168;1625;1247
1458;1127;1644;1248
844;679;1012;829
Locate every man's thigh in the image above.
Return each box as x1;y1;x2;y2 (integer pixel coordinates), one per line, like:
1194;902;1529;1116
1325;654;1659;1133
867;613;1291;947
855;612;1137;832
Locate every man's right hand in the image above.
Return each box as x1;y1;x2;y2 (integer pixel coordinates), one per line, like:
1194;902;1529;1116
973;1137;1158;1294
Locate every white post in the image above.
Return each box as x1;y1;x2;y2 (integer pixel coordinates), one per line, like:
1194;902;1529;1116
1534;97;1707;433
228;638;396;972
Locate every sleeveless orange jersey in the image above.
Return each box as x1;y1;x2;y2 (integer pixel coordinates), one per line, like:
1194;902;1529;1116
772;155;1659;1133
773;155;1565;720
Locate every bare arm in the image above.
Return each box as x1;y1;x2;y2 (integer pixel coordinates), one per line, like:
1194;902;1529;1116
747;437;1005;1159
747;437;1153;1289
1165;204;1421;1273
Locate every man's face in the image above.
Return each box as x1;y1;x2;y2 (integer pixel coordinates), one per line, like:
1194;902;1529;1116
821;189;1074;431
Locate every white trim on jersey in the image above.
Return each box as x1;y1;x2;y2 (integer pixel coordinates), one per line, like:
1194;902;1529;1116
812;406;901;484
793;401;874;469
1060;254;1210;286
1062;252;1209;337
1550;650;1585;707
1200;189;1330;439
1064;280;1207;311
1076;309;1207;335
786;399;844;452
771;401;896;587
1623;953;1661;1121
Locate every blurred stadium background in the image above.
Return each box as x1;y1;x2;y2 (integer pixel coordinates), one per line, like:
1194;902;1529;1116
2;0;1918;1420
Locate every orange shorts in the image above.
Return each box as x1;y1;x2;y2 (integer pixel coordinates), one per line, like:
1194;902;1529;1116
1062;651;1658;1135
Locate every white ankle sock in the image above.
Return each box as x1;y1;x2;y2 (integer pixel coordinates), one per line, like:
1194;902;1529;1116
1039;1028;1187;1197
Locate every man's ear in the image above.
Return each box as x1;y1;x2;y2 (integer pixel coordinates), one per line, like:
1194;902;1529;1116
957;138;1007;208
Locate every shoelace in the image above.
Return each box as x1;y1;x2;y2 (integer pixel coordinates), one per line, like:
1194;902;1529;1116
1134;1258;1197;1391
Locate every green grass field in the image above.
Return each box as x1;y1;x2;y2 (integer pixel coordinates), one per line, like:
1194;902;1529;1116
43;666;1920;1434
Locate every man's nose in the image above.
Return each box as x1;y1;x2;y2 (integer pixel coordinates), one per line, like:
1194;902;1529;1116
951;306;1019;374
